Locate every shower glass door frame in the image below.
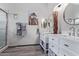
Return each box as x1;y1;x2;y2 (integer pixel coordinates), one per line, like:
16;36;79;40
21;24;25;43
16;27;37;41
0;8;8;49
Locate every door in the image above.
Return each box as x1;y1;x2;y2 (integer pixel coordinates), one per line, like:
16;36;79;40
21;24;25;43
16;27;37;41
0;9;7;48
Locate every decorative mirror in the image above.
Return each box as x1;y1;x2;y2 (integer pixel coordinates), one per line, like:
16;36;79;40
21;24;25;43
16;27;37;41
29;12;38;25
16;22;26;36
63;3;79;25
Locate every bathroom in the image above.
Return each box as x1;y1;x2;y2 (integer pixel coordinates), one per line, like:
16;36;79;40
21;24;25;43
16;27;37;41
0;3;79;56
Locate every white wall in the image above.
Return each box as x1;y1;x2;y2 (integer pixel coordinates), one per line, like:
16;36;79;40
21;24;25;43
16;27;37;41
0;3;58;46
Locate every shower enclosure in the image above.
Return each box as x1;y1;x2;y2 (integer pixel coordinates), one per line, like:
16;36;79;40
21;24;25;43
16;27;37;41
0;8;8;49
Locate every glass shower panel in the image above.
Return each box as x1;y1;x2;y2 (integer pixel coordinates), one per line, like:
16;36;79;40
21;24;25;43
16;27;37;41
0;9;7;48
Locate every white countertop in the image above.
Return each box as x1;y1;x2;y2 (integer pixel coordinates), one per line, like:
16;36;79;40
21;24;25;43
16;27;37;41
40;32;79;42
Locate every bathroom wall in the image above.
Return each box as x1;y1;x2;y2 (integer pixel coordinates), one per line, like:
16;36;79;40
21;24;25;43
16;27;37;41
7;14;39;46
0;3;58;46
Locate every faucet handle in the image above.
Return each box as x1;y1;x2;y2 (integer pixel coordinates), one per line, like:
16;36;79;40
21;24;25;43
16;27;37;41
69;32;71;36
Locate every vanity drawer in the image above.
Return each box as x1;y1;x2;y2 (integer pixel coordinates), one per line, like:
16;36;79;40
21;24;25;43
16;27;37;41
49;43;59;55
49;37;59;45
68;41;79;55
61;38;79;55
60;47;76;56
48;49;56;56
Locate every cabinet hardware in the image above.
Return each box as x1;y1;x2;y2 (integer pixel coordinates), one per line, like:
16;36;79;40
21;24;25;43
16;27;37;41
52;45;54;47
52;39;54;40
64;44;69;47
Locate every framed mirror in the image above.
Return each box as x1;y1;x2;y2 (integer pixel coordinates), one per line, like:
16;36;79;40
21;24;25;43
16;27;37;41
63;3;79;25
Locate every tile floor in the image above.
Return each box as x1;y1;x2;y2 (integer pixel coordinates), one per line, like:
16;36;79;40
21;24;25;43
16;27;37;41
0;45;45;56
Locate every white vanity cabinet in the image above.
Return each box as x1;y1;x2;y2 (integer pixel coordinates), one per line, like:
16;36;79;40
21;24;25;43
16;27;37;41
48;34;79;56
40;33;49;53
59;47;76;56
60;36;79;56
59;36;77;56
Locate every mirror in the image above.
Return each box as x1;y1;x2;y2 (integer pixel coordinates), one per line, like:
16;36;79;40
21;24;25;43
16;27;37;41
63;3;79;25
41;19;48;28
29;12;38;25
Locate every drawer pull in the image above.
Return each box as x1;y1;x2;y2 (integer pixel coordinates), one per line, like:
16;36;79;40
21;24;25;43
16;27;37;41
52;39;54;40
64;44;69;47
52;45;54;47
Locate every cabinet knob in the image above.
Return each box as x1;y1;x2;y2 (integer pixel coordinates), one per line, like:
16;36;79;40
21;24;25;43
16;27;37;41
52;39;54;40
64;44;69;47
52;45;54;47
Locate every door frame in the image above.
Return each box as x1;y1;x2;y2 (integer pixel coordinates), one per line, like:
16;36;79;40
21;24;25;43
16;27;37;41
0;8;8;49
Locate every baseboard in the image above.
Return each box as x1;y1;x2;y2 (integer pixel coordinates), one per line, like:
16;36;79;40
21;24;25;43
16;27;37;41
8;44;40;48
0;45;8;53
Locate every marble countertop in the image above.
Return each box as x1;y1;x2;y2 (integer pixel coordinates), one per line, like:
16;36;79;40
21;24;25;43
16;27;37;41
40;31;79;41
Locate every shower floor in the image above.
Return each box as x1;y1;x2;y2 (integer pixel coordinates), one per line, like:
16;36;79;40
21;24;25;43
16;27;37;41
0;45;45;56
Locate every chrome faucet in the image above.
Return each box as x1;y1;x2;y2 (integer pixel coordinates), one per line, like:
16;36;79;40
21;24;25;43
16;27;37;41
69;26;75;36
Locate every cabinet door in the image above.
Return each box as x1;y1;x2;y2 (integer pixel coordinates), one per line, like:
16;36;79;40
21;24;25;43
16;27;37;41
60;47;76;56
59;36;78;56
63;39;79;55
48;48;56;56
49;39;59;55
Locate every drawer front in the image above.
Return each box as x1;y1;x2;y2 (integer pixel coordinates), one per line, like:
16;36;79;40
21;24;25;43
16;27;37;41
60;48;76;56
61;38;79;55
49;37;59;46
68;41;79;55
49;36;59;55
48;49;56;56
49;43;59;55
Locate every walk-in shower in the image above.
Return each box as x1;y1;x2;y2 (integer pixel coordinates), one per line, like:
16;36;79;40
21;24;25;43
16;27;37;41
0;8;8;49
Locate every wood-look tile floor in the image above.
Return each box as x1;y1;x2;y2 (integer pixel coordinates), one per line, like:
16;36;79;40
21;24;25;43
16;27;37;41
0;45;45;56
